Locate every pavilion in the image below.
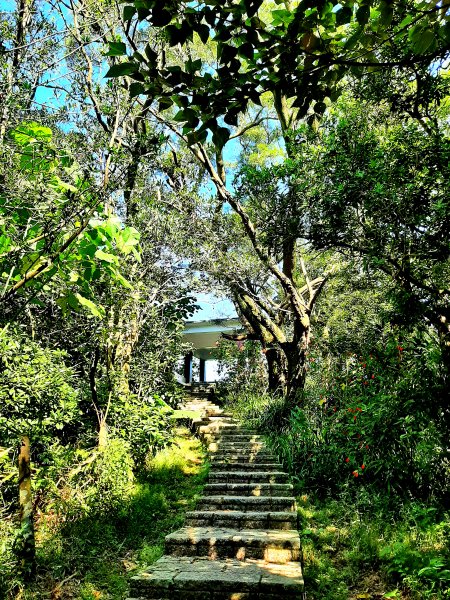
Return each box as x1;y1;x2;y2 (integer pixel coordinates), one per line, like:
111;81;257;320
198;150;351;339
181;317;242;383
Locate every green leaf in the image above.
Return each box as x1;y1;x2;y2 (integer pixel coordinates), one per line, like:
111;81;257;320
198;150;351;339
238;42;253;60
116;226;141;255
95;249;118;264
335;6;352;26
152;6;173;27
166;23;189;46
158;97;173;111
356;5;370;26
344;27;363;50
75;293;105;318
379;1;393;27
105;62;139;78
409;25;436;54
114;272;133;289
106;41;127;56
144;43;157;64
197;23;210;44
9;122;52;145
123;5;136;21
212;126;230;149
129;82;145;98
271;9;294;27
398;14;414;29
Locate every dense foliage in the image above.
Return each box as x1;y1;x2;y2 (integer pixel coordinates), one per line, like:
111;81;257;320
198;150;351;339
0;0;449;598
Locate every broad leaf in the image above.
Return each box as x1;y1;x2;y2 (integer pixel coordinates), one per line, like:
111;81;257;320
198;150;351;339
106;41;127;56
105;62;140;78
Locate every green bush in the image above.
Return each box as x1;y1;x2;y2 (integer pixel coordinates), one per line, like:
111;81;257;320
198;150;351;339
57;438;135;517
108;393;175;467
0;326;81;450
227;330;448;501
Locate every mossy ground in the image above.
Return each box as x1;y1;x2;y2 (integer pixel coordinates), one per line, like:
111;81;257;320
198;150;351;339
1;427;208;600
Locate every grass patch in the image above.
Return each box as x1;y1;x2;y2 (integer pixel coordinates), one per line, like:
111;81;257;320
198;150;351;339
1;427;208;600
298;493;449;600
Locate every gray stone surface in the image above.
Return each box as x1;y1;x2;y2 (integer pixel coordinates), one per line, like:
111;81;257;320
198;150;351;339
127;396;303;599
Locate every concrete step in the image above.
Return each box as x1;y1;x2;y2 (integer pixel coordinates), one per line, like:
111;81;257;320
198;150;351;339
129;555;304;599
165;527;300;564
203;482;293;497
210;462;283;472
196;495;296;512
208;471;289;484
185;510;297;530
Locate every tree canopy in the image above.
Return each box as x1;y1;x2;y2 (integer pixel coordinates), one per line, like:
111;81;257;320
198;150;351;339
0;1;449;598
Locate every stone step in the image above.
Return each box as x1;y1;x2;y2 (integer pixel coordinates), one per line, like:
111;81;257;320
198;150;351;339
206;414;235;419
196;495;296;512
210;448;273;457
200;428;250;436
210;462;283;472
204;432;262;440
129;556;304;599
198;416;237;422
208;471;289;484
207;442;266;452
210;453;276;464
198;425;245;435
203;482;293;497
165;527;300;564
185;510;297;530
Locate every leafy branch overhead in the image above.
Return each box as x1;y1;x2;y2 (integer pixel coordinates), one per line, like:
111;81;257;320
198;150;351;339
107;0;450;144
0;122;141;318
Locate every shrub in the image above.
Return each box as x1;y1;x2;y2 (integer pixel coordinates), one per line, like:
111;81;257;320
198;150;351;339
55;438;135;518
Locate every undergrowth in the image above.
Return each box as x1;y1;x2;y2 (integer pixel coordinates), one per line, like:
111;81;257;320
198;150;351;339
0;427;208;600
225;392;449;600
298;493;449;600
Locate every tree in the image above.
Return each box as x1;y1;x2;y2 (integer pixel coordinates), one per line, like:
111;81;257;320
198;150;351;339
287;97;450;380
101;0;450;407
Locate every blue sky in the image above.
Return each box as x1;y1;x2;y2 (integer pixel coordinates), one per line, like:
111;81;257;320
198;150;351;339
192;293;237;321
0;0;248;324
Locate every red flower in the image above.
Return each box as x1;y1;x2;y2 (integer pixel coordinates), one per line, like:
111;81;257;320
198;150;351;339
371;374;375;379
397;345;403;352
365;444;369;449
361;464;365;470
352;470;359;477
345;457;350;463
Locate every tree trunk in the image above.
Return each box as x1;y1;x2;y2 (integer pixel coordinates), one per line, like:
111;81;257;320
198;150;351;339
265;347;287;396
0;0;34;143
273;327;310;420
15;435;36;580
285;343;307;405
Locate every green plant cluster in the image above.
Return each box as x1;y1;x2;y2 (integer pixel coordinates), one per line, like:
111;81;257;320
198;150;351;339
298;495;449;600
223;300;449;598
0;428;208;600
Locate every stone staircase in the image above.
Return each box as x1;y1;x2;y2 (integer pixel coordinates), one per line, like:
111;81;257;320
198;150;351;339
128;397;304;599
